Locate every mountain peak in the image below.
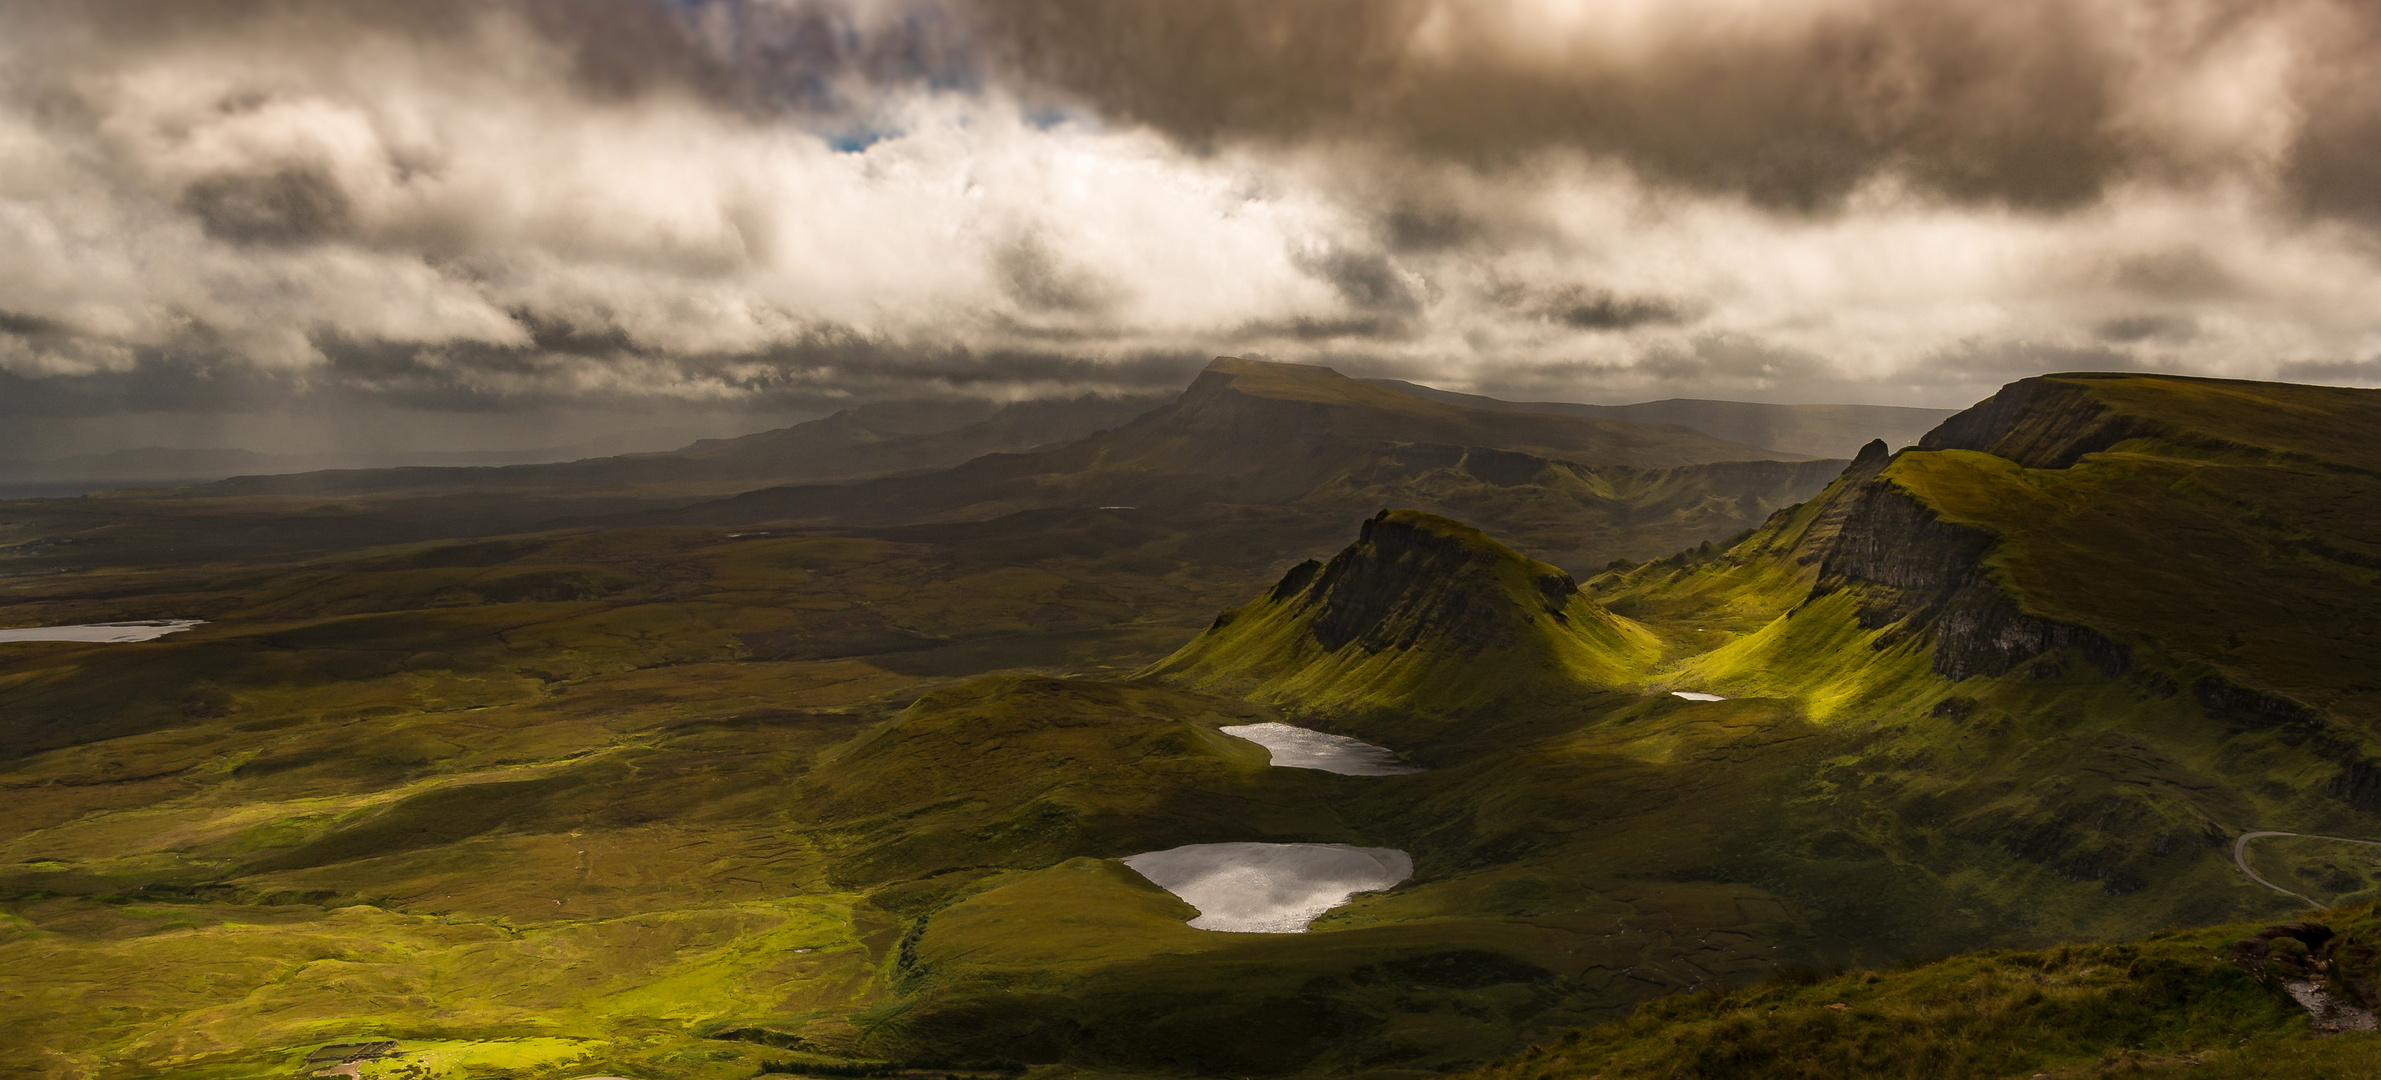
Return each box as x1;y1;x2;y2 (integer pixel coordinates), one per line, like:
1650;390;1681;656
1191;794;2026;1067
1162;358;1791;469
1189;355;1427;410
1307;509;1577;654
1143;509;1658;725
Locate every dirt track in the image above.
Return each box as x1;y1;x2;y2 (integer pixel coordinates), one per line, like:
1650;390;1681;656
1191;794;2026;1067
2231;830;2381;907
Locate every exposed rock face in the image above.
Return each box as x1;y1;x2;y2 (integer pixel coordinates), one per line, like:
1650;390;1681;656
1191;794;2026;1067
1302;510;1574;655
2234;922;2381;1033
1810;476;2128;681
2330;761;2381;814
1789;438;1895;566
1918;375;2164;468
2195;675;2323;729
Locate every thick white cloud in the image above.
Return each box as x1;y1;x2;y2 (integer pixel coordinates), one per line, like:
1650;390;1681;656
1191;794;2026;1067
0;0;2376;437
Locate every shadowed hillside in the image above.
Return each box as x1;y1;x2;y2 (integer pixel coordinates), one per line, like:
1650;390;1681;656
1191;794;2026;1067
1463;901;2381;1080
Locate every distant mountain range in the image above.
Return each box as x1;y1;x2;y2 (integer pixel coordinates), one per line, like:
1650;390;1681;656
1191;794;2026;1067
0;359;1855;573
0;430;715;489
1366;378;1956;458
670;358;1850;572
189;394;1171;499
1;374;1949;498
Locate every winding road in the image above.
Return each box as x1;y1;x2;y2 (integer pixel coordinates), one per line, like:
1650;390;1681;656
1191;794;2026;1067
2231;831;2381;907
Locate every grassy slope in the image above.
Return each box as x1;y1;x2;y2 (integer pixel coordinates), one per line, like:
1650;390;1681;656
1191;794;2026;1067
1467;900;2381;1080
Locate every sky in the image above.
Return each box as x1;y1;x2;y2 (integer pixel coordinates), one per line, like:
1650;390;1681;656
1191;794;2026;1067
3;0;2379;457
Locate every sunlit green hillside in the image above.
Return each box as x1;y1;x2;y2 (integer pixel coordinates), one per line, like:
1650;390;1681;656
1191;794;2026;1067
1588;374;2381;941
1145;509;1659;722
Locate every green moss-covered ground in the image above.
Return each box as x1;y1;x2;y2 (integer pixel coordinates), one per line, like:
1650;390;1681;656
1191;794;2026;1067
1464;901;2381;1080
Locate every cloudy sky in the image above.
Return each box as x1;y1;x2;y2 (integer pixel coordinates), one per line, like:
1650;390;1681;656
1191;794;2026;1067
3;0;2379;457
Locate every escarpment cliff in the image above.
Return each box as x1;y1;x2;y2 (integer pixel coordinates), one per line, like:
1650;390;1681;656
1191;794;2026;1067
1917;375;2167;468
1811;476;2129;682
1799;372;2379;744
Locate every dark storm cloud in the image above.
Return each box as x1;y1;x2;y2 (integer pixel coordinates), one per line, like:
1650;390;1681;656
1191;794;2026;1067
1305;250;1426;317
2280;7;2381;225
1227;315;1422;344
2094;314;2198;344
995;234;1119;314
47;0;721;97
1537;288;1689;332
0;330;1206;424
972;0;2381;219
182;167;356;246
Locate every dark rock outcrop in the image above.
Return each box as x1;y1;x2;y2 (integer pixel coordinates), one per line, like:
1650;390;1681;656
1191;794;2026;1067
1789;438;1897;566
1810;478;2128;681
1301;510;1574;655
2235;922;2381;1033
2195;675;2323;729
2328;761;2381;813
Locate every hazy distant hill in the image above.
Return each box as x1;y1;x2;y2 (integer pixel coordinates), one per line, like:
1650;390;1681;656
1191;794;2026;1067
1367;377;1955;458
0;431;727;494
0;364;1829;569
679;357;1843;572
195;394;1168;499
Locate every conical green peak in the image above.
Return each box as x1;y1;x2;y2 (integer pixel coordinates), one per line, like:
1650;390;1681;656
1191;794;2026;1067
1143;509;1660;723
